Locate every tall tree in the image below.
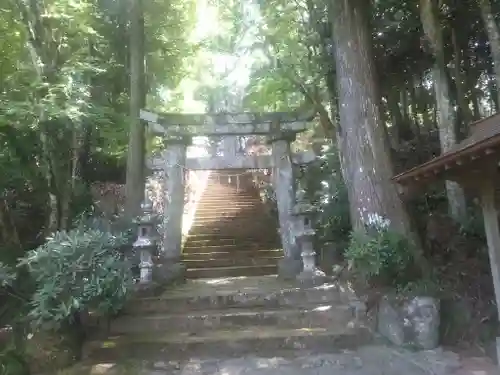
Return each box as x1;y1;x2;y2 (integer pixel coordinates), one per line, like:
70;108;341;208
330;0;415;238
420;0;467;221
478;0;500;108
125;0;146;216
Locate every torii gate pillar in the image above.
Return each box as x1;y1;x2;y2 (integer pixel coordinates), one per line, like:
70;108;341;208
270;131;302;278
155;135;191;283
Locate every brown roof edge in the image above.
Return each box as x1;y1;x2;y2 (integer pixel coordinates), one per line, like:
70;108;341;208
392;133;500;185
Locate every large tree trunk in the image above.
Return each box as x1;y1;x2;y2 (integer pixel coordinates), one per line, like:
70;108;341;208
420;0;467;222
451;25;471;138
330;0;415;239
386;88;405;148
478;0;500;108
124;0;146;217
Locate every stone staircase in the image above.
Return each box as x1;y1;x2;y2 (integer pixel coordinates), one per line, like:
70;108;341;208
84;276;371;362
83;170;372;365
182;170;282;279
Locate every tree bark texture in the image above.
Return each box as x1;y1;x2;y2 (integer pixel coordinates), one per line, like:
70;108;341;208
451;25;471;137
125;0;146;217
420;0;467;221
330;0;414;237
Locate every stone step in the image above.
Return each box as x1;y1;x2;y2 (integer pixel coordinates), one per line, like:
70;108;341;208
198;198;258;203
196;200;257;204
191;215;272;222
85;325;372;362
200;190;252;194
199;193;257;197
197;201;259;206
194;204;262;209
185;234;278;241
198;194;257;200
193;209;264;215
184;244;280;252
182;246;281;255
190;219;277;226
187;229;279;237
191;222;276;232
183;240;280;249
182;256;281;269
184;241;280;249
182;245;283;259
186;264;278;278
194;204;264;209
192;212;269;219
188;226;276;233
125;277;358;313
109;305;357;335
185;236;279;243
191;215;268;222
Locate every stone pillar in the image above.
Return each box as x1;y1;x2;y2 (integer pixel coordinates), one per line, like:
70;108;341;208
222;136;239;157
156;135;190;283
479;180;500;364
269;131;301;278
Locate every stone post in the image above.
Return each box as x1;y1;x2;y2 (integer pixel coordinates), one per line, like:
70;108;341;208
157;135;190;283
222;136;239;157
293;186;326;286
133;200;157;285
269;130;301;278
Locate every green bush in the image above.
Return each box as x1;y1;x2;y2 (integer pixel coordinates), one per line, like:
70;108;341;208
0;262;15;287
0;345;30;375
18;228;134;330
301;143;351;245
344;225;417;288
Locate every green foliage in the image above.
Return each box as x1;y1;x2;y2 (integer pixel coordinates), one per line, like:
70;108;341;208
0;345;30;375
244;0;328;113
345;226;417;288
0;263;15;287
19;229;133;330
74;213;136;244
458;205;486;241
302;143;351;245
395;278;442;299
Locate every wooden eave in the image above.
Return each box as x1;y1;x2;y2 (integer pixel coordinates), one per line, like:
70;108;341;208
392;113;500;186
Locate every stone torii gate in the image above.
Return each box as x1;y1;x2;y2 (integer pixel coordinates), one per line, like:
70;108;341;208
140;109;316;279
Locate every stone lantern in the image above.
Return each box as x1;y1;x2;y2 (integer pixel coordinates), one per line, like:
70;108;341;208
133;199;158;284
292;186;325;286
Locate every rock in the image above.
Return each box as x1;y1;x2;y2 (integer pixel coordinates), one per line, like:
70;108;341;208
377;295;440;350
296;268;326;287
277;258;302;279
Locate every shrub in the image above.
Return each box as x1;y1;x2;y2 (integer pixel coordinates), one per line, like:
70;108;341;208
0;262;15;287
0;345;30;375
301;143;351;245
344;223;417;288
18;228;133;331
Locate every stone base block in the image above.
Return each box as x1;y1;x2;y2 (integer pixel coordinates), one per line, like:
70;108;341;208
153;259;186;285
278;257;303;280
296;268;326;287
485;337;500;365
377;295;440;350
494;337;500;366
